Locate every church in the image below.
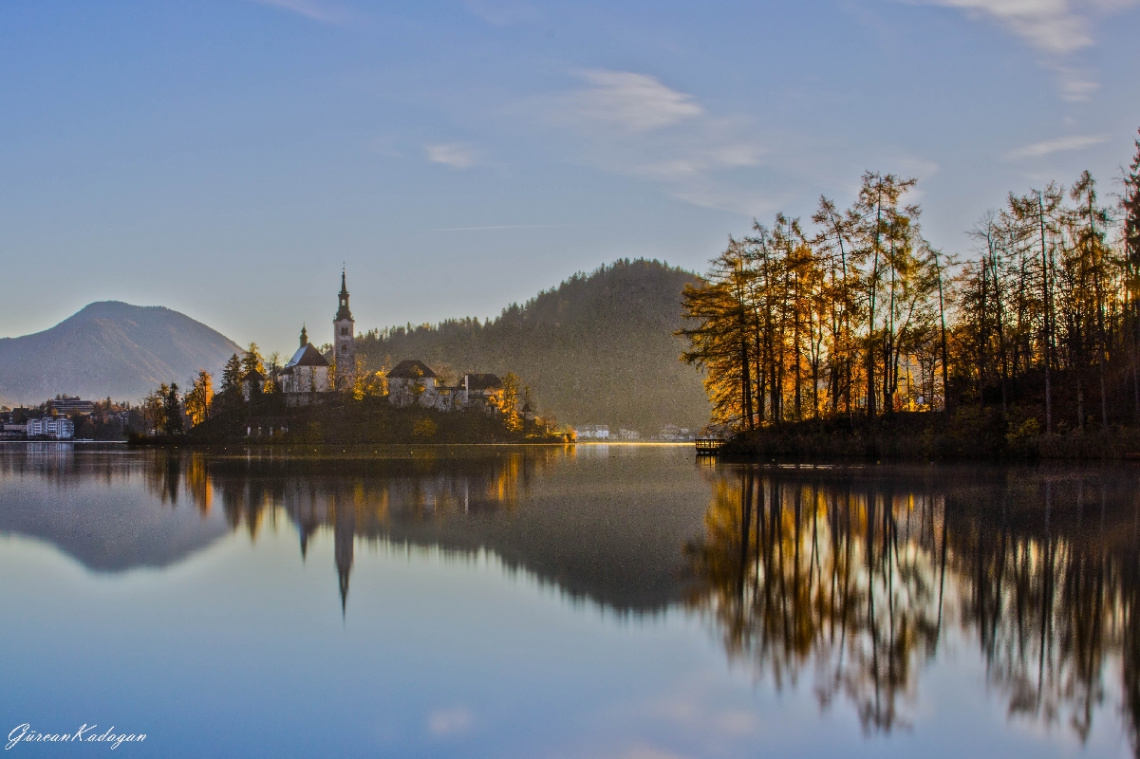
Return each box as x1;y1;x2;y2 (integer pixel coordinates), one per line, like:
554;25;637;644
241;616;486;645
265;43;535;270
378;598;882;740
277;271;357;406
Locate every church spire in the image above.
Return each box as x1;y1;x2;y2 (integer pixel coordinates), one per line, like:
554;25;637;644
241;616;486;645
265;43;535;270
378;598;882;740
333;268;357;393
335;268;352;322
299;323;308;348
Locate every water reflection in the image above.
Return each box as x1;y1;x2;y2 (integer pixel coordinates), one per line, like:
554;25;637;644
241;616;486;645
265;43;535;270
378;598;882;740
171;448;561;612
686;464;1140;752
0;445;710;614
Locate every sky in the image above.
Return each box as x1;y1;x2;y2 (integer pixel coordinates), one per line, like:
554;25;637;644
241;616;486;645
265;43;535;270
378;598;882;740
1;0;1138;354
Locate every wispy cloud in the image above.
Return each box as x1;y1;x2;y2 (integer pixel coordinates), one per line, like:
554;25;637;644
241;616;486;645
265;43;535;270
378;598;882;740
921;0;1139;99
927;0;1093;54
1005;133;1108;159
424;143;480;169
247;0;349;23
633;144;766;181
567;70;704;133
541;69;779;214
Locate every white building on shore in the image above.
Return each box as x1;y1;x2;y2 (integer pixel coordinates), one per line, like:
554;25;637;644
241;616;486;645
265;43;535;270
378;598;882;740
26;417;75;440
575;424;610;440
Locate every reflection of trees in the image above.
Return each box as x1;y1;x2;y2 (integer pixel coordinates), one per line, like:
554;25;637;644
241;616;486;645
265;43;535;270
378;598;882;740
686;471;943;732
687;465;1140;750
140;447;558;613
949;473;1139;749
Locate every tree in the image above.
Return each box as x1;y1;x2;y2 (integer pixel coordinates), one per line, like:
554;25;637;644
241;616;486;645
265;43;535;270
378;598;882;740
263;352;281;394
1123;130;1140;417
495;372;523;433
241;343;265;378
184;370;214;427
142;384;168;435
1125;129;1140;276
848;172;920;417
162;383;184;435
678;239;757;430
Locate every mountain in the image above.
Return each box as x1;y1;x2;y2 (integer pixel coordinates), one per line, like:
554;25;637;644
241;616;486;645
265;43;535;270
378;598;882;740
0;301;241;405
357;258;710;433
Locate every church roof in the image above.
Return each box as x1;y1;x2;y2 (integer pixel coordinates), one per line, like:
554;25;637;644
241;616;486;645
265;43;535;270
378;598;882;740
465;373;502;390
242;369;266;382
387;359;437;379
286;343;330;368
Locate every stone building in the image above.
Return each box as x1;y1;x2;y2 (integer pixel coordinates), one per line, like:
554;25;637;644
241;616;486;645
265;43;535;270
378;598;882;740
387;360;439;408
278;325;332;405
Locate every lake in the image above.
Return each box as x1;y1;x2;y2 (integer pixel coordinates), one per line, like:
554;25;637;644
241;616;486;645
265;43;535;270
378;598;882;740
1;443;1137;758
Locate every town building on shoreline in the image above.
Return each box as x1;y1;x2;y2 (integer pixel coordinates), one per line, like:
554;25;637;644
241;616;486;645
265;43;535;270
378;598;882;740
26;417;75;439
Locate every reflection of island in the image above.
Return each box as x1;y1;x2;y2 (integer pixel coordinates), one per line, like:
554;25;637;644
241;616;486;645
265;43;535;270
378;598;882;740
685;464;1140;753
196;448;710;615
0;445;711;614
0;445;230;571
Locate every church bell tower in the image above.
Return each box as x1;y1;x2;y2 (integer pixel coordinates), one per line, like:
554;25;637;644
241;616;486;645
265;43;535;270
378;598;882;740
333;269;356;392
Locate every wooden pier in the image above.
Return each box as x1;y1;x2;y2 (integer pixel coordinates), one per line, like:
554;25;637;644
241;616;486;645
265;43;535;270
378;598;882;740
695;438;726;456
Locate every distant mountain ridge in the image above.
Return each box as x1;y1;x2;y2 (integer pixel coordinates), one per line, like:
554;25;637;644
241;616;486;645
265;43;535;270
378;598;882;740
0;301;241;405
357;259;710;432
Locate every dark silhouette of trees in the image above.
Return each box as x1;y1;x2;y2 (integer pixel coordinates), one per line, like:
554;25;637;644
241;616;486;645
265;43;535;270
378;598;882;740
162;382;183;435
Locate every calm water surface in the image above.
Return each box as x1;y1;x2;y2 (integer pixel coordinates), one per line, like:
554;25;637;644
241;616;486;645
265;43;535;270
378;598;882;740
1;443;1138;757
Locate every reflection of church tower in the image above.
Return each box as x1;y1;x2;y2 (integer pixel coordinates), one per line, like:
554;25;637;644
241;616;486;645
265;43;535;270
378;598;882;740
333;269;356;392
334;497;355;616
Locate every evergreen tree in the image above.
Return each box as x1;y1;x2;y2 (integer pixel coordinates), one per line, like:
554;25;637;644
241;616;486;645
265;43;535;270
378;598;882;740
162;383;184;435
1125;129;1140;274
241;343;265;378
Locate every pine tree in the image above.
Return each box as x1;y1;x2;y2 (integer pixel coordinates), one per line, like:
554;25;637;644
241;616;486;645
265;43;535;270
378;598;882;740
162;383;184;435
241;343;265;378
220;354;242;395
1125;129;1140;273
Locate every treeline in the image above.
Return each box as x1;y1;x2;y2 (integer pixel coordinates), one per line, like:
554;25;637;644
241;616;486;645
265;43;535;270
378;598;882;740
681;130;1140;441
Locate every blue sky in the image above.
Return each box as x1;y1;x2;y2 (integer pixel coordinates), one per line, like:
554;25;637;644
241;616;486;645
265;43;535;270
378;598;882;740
2;0;1138;354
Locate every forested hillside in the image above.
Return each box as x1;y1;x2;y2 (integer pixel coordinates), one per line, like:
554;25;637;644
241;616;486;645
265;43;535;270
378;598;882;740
355;259;709;433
